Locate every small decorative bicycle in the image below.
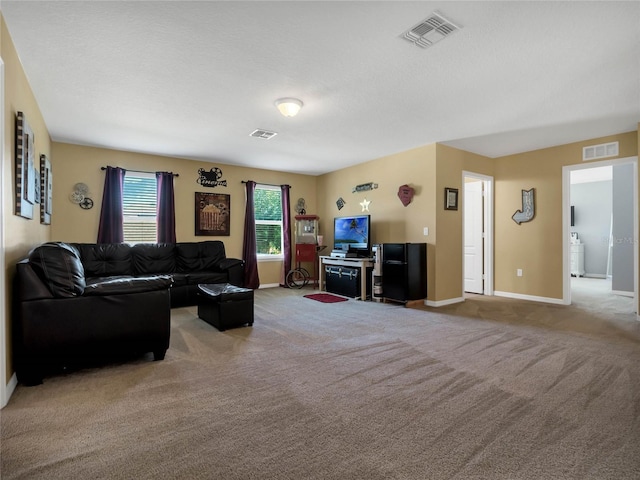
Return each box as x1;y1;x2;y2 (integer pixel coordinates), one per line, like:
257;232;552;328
286;267;310;289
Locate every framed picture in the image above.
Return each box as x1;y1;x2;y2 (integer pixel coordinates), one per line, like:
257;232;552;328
40;154;52;225
15;111;35;219
444;187;459;210
195;192;230;236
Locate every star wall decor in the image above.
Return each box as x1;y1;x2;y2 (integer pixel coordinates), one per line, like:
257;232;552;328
360;198;370;212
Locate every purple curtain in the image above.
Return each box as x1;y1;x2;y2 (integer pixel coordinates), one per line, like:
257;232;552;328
97;166;126;243
156;172;176;244
280;185;291;287
242;181;260;289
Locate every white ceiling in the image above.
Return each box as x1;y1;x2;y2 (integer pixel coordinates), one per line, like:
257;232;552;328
2;1;639;176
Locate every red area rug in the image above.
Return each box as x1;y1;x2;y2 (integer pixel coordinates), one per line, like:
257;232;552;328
304;293;349;303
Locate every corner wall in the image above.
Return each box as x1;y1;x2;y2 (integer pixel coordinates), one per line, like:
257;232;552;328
316;143;494;303
50;142;317;285
494;131;637;300
317;144;437;299
2;15;52;394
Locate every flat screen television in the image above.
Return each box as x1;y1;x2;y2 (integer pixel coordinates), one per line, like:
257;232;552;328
333;214;371;257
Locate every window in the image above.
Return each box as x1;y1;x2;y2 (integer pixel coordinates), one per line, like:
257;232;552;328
254;185;282;259
123;172;157;243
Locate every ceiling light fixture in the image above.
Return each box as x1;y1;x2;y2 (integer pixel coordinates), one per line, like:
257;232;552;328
275;98;303;117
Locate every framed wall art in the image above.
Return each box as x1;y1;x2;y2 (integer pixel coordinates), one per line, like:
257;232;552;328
444;187;459;211
15;111;35;219
195;192;230;236
40;154;52;225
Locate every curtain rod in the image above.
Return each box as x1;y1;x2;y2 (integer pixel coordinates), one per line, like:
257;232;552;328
242;180;291;188
101;166;179;177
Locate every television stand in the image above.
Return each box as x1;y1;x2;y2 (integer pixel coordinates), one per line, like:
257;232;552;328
319;256;374;301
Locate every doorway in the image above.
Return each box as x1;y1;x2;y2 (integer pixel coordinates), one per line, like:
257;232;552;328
562;157;638;317
462;171;494;296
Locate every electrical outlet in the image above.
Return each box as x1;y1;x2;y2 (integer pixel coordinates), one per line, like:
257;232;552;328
423;227;429;236
517;269;523;277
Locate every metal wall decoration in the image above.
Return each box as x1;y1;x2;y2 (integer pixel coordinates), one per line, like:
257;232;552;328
512;188;535;225
397;184;415;206
69;182;93;210
40;154;53;224
336;197;345;210
195;192;230;236
352;182;378;193
197;167;227;187
295;198;307;214
15;111;35;219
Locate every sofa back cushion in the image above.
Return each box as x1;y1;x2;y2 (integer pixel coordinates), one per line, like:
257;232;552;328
132;243;176;274
28;242;86;297
176;241;226;272
74;243;133;277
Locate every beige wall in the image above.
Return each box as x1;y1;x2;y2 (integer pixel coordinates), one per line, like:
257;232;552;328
2;15;52;384
316;143;496;303
434;144;494;301
494;131;638;300
317;144;438;298
51;142;317;284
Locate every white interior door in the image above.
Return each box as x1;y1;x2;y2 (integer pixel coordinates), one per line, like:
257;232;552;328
464;180;484;294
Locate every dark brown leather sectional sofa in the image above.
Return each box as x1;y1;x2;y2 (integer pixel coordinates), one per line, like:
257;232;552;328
13;241;244;385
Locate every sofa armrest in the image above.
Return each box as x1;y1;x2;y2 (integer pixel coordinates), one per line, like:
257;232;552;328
218;258;244;271
15;261;55;301
218;258;245;287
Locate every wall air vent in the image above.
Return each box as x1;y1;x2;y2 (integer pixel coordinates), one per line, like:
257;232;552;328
583;141;618;161
402;12;461;49
249;129;277;140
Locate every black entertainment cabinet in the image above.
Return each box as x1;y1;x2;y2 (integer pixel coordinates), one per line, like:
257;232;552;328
381;243;427;302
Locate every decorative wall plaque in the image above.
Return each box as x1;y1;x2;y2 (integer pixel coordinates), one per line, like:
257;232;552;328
397;184;415;206
336;197;345;210
195;192;230;236
40;154;53;224
197;167;227;187
512;188;535;224
15;112;35;219
352;182;378;193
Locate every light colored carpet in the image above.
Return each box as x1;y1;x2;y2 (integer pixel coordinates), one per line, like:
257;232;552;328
2;287;640;479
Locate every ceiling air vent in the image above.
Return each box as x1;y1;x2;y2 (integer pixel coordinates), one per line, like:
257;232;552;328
402;12;461;49
583;142;618;161
249;129;277;140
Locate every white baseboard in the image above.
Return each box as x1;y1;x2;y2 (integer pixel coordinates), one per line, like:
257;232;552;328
1;373;17;409
258;283;281;289
584;273;607;279
425;297;465;307
494;290;567;305
611;289;634;297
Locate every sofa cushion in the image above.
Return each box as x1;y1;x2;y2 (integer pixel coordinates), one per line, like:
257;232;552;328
184;272;229;285
132;243;176;274
84;275;173;296
28;242;85;298
74;243;133;277
176;241;226;272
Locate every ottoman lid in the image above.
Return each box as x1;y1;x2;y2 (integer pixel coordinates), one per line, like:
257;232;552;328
198;283;253;301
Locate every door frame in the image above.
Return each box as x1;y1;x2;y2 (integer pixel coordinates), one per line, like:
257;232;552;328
562;156;638;317
462;171;494;296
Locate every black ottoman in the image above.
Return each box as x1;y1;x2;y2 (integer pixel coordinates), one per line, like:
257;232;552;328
197;283;254;331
